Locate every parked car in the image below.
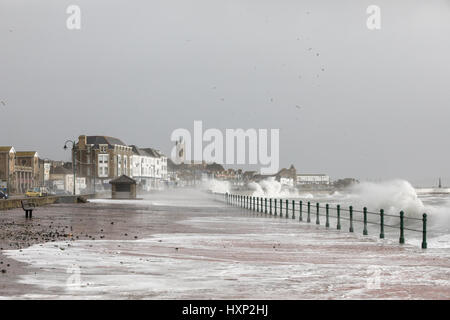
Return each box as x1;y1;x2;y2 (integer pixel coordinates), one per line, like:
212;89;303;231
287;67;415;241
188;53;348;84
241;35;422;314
0;190;8;199
25;187;49;197
25;188;41;197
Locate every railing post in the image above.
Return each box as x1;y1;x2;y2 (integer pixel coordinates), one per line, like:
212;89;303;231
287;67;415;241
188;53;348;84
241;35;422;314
274;199;277;216
270;198;272;215
299;201;303;222
337;205;341;230
280;199;283;218
285;199;289;219
399;211;405;244
265;198;267;214
316;203;320;225
261;197;264;213
292;200;295;219
257;197;260;212
422;213;427;249
379;209;384;239
363;207;368;235
349;206;354;232
325;204;330;228
307;201;311;223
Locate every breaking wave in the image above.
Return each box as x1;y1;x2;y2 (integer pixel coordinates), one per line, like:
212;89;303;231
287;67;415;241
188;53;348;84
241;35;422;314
248;177;313;199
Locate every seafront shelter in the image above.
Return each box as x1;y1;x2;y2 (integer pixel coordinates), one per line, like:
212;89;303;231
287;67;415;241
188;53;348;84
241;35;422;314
109;175;137;199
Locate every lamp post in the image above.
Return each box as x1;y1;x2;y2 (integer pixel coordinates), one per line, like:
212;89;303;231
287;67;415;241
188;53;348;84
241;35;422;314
93;160;96;194
6;151;10;194
63;140;77;195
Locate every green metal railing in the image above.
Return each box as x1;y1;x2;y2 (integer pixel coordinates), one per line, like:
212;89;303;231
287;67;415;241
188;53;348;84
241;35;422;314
223;193;427;249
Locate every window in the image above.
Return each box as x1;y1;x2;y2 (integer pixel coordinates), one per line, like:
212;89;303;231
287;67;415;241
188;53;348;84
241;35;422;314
117;155;121;176
98;154;109;177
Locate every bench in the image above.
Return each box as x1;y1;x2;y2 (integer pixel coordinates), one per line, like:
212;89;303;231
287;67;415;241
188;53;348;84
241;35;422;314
21;200;36;218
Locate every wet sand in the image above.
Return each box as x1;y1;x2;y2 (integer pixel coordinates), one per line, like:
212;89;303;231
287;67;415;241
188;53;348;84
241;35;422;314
1;189;449;299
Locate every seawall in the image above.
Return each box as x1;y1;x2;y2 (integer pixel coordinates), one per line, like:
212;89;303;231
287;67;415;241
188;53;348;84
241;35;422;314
0;193;107;211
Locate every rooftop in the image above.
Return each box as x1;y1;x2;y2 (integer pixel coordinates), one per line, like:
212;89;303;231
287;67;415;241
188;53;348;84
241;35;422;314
0;146;14;153
130;145;151;157
109;175;136;184
85;136;128;148
15;151;38;157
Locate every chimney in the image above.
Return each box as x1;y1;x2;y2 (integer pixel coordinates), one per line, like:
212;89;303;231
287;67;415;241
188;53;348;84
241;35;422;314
78;135;87;149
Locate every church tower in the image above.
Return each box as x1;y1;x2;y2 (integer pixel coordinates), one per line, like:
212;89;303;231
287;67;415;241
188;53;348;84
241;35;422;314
175;137;186;164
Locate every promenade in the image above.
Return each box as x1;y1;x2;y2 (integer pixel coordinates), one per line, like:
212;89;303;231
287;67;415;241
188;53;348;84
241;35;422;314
1;189;449;299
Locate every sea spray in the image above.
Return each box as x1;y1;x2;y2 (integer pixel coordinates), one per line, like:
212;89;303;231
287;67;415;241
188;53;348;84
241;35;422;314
203;179;231;194
247;177;312;198
346;180;425;218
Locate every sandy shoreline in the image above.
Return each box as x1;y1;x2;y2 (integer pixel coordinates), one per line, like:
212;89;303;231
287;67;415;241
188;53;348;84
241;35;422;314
1;190;449;299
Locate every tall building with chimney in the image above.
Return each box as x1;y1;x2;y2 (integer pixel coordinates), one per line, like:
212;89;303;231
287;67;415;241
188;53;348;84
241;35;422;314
75;135;133;191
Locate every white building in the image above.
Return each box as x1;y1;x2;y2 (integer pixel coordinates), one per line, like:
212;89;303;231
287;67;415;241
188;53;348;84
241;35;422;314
297;174;330;185
130;146;153;191
66;175;87;194
131;147;168;191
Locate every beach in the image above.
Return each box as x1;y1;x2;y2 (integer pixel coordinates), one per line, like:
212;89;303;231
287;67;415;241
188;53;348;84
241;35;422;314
1;189;449;299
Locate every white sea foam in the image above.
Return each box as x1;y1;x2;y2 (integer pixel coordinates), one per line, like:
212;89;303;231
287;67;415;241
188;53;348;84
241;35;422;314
3;216;450;299
247;177;310;198
346;180;425;218
202;179;231;194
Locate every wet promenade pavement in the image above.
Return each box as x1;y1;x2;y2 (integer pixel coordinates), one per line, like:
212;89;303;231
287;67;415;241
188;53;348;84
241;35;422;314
1;189;449;299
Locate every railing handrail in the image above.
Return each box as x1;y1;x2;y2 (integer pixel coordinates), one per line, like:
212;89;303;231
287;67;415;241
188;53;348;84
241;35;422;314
219;192;428;249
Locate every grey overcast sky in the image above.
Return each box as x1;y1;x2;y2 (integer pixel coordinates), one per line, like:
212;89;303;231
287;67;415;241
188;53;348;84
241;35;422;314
1;0;449;186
